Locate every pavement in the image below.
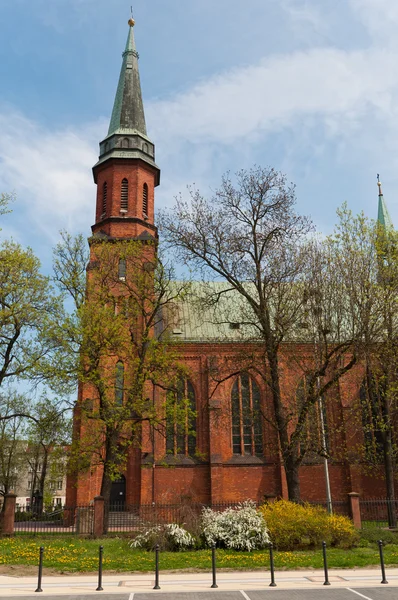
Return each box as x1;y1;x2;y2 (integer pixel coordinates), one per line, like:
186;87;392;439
1;568;398;599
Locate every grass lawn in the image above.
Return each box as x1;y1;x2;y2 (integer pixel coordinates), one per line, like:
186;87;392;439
1;537;398;573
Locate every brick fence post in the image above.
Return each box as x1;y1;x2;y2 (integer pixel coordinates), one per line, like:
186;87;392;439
93;496;104;537
348;492;361;529
2;493;17;536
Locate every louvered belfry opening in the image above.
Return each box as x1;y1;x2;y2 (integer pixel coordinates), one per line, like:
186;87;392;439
121;178;128;211
102;182;107;215
143;183;148;216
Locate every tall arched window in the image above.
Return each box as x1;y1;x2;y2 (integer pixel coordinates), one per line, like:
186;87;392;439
360;375;384;462
143;183;148;217
296;376;328;458
102;182;107;215
166;379;196;456
121;178;128;211
115;361;124;406
231;373;262;455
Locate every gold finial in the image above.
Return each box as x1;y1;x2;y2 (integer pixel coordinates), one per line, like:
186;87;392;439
128;6;135;27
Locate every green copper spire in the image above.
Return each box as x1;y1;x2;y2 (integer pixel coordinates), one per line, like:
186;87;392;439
377;174;393;230
94;18;159;181
108;20;147;136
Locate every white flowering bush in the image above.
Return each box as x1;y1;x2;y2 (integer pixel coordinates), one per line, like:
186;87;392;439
130;523;195;551
201;501;270;551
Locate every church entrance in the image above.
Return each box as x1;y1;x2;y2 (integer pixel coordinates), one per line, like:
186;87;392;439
110;475;126;510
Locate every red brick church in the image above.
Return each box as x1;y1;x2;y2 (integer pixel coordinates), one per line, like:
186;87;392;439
66;20;393;509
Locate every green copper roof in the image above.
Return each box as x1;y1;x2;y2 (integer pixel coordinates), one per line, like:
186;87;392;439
377;184;393;230
108;24;147;137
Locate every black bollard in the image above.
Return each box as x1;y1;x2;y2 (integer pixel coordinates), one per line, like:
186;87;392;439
322;541;331;586
96;545;104;591
153;544;160;590
269;542;276;587
378;540;388;584
211;543;218;588
35;546;44;593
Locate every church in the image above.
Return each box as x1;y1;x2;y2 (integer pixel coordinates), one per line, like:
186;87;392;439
66;19;394;509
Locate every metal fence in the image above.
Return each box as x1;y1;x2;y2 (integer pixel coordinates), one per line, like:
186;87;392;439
106;502;245;533
14;505;94;535
360;498;398;528
307;500;350;516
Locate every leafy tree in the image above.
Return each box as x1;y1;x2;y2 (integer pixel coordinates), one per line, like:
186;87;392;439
0;393;27;506
53;233;190;528
0;240;62;406
332;206;398;526
25;399;71;512
160;167;367;501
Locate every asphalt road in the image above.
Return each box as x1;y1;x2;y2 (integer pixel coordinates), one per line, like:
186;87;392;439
11;588;398;600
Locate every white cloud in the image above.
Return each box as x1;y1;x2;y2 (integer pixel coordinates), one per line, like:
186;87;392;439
148;45;398;146
0;110;101;243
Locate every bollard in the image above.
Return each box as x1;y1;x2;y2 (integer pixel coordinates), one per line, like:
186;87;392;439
35;546;44;593
322;541;330;586
378;540;388;584
268;542;276;587
211;543;218;588
96;545;104;591
153;544;160;590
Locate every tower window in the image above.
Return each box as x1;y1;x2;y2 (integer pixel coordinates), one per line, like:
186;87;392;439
115;361;124;406
102;182;107;215
118;258;126;281
121;178;128;211
143;183;148;217
231;373;263;456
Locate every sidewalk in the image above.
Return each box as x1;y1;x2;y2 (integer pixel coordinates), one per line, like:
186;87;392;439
0;568;397;596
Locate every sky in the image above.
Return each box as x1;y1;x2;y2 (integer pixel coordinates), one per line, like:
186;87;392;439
1;0;398;272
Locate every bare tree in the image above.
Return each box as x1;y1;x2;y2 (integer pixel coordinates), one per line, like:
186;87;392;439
160;167;366;501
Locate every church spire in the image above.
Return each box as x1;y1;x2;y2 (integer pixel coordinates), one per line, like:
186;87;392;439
94;17;159;182
108;18;147;137
377;174;393;230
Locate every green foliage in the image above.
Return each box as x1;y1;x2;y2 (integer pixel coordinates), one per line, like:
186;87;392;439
360;526;398;547
260;500;359;550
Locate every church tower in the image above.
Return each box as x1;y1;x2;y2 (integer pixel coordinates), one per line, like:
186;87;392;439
66;18;160;508
92;17;160;242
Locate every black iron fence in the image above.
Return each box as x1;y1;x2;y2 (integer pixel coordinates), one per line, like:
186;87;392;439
14;505;94;535
14;502;248;535
13;498;396;536
307;500;350;516
360;498;398;528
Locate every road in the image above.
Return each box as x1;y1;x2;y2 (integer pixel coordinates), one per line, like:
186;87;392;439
7;589;398;600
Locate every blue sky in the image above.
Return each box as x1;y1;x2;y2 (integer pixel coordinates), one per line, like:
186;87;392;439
1;0;398;271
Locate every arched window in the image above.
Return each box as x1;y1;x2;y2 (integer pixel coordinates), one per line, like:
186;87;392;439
143;183;148;217
296;376;328;458
121;178;128;211
102;182;107;215
118;258;126;281
231;373;262;455
166;379;196;456
115;361;124;406
360;375;384;462
122;137;129;148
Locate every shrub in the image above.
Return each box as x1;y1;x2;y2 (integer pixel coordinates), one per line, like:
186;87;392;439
260;500;359;550
360;526;398;547
202;501;270;551
130;523;195;551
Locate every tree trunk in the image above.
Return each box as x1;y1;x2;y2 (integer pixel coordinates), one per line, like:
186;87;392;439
383;432;396;528
267;351;302;502
284;453;301;503
100;467;113;534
